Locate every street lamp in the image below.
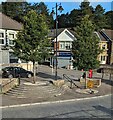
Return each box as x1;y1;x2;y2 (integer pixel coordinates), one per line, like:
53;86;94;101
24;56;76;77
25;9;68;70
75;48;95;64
51;3;63;80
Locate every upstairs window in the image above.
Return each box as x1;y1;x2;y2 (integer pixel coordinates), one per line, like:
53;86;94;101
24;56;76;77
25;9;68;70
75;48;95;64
0;33;4;38
66;45;70;50
9;33;15;39
102;44;106;50
8;33;15;46
60;42;65;49
0;32;5;45
65;42;72;50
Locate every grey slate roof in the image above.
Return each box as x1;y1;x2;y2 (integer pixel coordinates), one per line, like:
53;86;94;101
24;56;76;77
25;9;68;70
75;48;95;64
0;12;23;30
48;28;75;39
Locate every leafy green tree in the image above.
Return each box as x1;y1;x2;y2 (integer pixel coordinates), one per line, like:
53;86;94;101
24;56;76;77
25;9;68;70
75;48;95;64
93;5;106;31
12;10;50;83
72;15;101;70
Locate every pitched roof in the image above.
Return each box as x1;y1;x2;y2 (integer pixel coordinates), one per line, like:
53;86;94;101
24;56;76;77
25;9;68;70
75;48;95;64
97;32;107;41
0;12;23;30
48;28;75;39
101;29;113;41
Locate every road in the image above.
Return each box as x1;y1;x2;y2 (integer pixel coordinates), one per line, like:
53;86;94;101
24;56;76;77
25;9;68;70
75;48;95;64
2;95;112;118
36;65;104;80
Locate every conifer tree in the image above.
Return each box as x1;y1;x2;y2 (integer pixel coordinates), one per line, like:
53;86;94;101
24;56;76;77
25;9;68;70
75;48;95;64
72;15;101;70
93;5;106;31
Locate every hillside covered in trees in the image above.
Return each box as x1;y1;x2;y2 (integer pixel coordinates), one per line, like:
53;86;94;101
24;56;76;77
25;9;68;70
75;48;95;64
1;1;113;30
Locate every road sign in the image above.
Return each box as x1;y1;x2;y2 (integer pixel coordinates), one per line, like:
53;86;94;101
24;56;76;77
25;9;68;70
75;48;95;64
87;80;94;88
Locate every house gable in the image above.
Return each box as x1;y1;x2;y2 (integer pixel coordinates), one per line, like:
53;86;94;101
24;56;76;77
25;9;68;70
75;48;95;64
54;29;76;42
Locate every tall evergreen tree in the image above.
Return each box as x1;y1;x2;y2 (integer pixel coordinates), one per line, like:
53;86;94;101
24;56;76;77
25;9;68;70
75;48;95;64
57;13;70;28
12;10;50;83
69;9;82;27
80;0;93;15
105;11;113;29
2;2;53;28
2;2;31;23
72;15;101;70
93;5;106;31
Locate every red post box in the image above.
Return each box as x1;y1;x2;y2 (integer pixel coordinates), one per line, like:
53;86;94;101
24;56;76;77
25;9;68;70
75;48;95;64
88;69;93;78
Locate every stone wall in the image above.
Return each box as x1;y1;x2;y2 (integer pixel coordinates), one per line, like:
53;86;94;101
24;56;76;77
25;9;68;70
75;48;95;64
0;78;19;93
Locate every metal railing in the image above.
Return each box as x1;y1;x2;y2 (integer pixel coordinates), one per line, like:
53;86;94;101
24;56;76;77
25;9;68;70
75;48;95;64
63;74;79;89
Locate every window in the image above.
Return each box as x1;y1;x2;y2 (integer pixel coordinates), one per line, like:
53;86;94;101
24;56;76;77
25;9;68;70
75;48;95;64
8;33;15;45
102;44;106;49
0;33;4;38
0;39;4;44
9;33;15;39
66;45;70;49
65;42;71;50
0;32;5;45
60;41;72;50
60;42;65;49
9;40;15;45
101;56;106;61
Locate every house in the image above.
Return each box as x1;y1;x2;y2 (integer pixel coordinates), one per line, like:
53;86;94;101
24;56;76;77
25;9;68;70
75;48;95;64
48;28;75;68
49;28;112;68
0;12;22;65
95;31;108;64
99;29;113;65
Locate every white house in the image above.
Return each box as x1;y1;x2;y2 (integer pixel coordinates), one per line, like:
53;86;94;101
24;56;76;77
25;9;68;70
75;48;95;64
0;12;22;65
49;28;76;68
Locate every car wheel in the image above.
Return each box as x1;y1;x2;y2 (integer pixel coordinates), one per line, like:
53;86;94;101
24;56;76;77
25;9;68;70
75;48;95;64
28;73;32;78
8;74;13;78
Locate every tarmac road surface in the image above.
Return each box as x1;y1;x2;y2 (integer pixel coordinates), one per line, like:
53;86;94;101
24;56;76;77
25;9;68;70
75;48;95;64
2;94;112;118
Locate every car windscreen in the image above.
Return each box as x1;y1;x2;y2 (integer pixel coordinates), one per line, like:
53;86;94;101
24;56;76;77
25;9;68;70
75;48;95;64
2;67;13;71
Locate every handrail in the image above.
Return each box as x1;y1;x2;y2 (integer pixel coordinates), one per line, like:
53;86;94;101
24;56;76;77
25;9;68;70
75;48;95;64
63;74;79;88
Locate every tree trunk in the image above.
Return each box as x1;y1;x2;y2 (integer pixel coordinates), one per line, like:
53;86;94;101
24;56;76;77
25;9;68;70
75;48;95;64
32;60;36;84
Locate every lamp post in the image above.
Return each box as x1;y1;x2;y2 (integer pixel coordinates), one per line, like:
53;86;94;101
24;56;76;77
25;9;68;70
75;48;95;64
51;3;63;80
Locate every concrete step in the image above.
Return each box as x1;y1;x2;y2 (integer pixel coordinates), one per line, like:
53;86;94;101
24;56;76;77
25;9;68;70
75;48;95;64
3;82;65;98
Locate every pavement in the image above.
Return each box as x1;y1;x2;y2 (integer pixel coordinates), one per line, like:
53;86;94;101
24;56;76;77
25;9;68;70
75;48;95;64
0;65;113;108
